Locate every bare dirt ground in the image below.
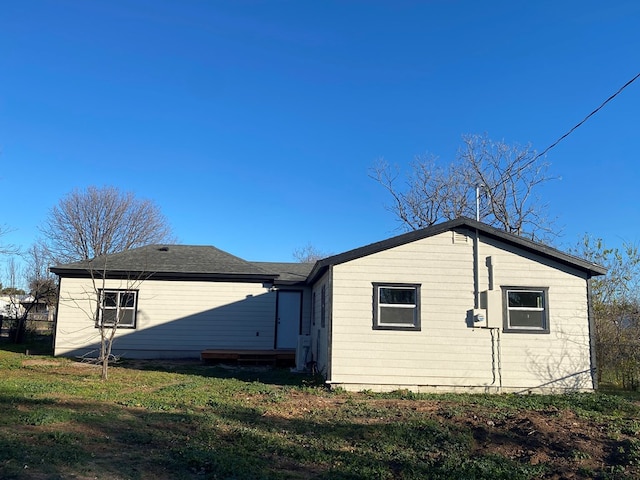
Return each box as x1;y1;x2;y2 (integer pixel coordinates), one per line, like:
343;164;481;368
281;395;640;478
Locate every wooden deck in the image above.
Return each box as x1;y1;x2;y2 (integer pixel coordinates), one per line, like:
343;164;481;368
200;349;296;366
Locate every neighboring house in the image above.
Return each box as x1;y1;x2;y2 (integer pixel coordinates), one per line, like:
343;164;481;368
51;218;606;393
19;296;55;322
0;295;23;319
0;295;54;321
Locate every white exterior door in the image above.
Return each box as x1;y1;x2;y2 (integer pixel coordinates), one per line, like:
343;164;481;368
276;291;301;349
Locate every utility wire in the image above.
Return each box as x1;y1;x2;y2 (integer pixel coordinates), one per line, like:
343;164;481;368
477;72;639;231
485;71;640;207
532;71;640;163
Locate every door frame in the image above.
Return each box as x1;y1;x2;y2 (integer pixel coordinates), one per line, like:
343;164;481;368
274;290;302;349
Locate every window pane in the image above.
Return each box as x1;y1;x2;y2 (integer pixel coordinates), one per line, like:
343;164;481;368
380;306;415;325
119;310;135;327
102;309;117;325
508;291;543;309
380;288;416;305
103;292;118;308
510;310;544;328
120;292;136;308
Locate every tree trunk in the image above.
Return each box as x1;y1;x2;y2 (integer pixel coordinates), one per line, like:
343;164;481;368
101;356;109;381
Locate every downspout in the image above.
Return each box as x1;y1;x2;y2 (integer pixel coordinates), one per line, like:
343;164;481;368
474;186;503;391
489;328;503;390
586;276;598;390
52;276;62;357
475;226;501;391
326;265;333;384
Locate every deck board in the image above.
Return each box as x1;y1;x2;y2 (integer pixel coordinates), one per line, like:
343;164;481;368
200;349;296;365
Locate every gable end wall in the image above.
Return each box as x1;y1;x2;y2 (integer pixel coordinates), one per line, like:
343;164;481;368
328;230;593;393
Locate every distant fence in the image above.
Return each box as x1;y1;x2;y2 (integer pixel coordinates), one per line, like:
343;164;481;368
0;315;54;342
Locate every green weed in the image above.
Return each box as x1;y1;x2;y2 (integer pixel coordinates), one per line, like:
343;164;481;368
20;408;71;426
0;348;639;479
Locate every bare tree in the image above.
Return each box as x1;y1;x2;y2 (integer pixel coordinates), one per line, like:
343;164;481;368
42;186;171;378
54;254;152;380
42;186;174;262
371;155;469;229
0;225;19;257
292;243;331;263
2;246;59;343
91;266;148;381
25;242;58;316
370;134;556;239
3;257;26;342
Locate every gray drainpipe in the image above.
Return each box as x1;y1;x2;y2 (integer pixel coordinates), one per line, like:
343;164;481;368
474;227;481;309
586;277;598;390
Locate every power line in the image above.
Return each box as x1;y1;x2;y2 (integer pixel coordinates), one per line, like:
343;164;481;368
533;71;640;162
487;71;640;199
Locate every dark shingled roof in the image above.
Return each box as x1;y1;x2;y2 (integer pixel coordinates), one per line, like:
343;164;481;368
50;244;278;281
51;218;607;285
252;262;314;285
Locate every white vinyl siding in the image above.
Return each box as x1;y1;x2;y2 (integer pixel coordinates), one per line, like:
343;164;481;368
326;230;593;393
55;278;277;358
310;272;331;377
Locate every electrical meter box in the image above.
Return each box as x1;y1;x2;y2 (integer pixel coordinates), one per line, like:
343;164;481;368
472;308;487;328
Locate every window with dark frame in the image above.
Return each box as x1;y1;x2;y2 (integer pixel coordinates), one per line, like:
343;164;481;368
502;287;549;333
320;285;326;328
312;291;316;326
97;289;138;329
372;283;421;331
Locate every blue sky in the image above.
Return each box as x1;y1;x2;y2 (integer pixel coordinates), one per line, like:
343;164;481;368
1;1;639;267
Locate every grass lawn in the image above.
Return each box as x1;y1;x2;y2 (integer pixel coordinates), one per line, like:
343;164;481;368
1;345;640;479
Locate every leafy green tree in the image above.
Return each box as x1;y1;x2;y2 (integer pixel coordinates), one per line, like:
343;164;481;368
1;287;25;296
574;236;640;388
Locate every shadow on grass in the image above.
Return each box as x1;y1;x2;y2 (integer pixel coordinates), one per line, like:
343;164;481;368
0;339;323;389
116;357;326;388
0;337;53;356
0;391;547;480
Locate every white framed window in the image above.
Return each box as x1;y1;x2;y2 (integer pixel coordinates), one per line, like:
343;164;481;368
373;283;421;331
97;289;138;329
502;287;549;333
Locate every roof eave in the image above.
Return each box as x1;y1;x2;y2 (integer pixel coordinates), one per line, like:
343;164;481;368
50;268;278;283
305;218;607;283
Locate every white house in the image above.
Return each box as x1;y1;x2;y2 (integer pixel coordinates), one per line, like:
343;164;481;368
51;218;606;393
51;245;313;361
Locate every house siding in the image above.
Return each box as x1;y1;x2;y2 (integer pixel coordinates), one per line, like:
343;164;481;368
298;286;312;336
478;234;591;392
310;271;331;377
54;277;277;358
327;229;594;393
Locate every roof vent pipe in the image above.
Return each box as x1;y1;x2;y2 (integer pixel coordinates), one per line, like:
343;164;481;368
474;184;484;309
475;184;485;222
